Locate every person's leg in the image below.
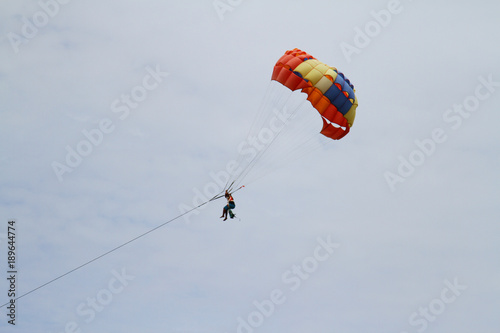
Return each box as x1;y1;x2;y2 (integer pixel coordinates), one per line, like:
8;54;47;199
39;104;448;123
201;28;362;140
228;203;235;219
221;205;228;219
223;206;228;220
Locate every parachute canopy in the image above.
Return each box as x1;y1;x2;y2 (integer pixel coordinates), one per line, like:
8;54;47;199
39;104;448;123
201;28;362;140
223;48;358;191
271;48;358;140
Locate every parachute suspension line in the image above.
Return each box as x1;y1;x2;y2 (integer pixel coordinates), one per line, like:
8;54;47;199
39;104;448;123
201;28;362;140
229;184;246;195
240;82;278;142
225;180;236;194
246;103;329;182
237;95;330;187
0;192;224;309
224;82;295;191
227;89;310;189
243;135;329;187
223;83;271;191
229;94;309;188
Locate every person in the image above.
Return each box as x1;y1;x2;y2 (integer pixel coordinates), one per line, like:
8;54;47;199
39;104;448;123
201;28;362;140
220;190;235;221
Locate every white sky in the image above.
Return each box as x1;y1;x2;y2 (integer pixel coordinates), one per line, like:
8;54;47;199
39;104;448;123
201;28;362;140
1;1;499;332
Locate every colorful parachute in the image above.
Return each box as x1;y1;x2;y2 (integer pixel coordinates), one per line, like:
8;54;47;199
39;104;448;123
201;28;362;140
224;48;358;191
272;48;358;140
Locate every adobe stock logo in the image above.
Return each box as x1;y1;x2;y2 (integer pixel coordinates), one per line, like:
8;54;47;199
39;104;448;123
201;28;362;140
6;0;72;54
57;268;135;333
52;65;169;182
384;74;499;192
234;235;339;333
213;0;244;21
340;0;403;63
400;278;467;333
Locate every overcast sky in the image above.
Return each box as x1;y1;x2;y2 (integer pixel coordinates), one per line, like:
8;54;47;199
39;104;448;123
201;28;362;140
1;1;499;332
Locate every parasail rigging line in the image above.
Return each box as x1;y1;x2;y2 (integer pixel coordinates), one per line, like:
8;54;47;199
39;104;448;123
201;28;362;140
226;92;311;190
0;188;233;309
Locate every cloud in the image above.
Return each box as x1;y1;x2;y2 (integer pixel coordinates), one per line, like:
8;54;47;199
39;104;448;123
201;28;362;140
1;1;499;332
